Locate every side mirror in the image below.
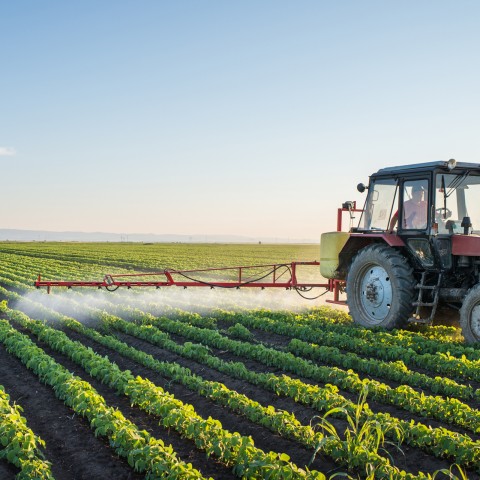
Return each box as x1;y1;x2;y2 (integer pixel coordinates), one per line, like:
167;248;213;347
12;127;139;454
357;183;367;193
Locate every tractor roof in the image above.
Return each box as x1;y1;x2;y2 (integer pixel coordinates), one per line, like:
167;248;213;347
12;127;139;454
372;161;480;177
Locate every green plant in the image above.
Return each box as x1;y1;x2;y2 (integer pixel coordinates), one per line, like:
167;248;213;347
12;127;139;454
226;323;254;341
431;464;467;479
310;386;404;477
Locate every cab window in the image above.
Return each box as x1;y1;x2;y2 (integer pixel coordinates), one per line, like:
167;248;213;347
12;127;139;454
435;173;480;234
401;179;429;230
359;178;397;231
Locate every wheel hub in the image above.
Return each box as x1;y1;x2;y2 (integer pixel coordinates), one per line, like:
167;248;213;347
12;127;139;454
360;265;392;322
470;305;480;340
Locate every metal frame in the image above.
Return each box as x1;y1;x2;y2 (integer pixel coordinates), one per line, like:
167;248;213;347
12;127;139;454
325;201;363;306
35;261;326;293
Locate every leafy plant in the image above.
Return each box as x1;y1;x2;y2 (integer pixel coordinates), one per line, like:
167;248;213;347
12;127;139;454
226;323;254;341
310;386;404;478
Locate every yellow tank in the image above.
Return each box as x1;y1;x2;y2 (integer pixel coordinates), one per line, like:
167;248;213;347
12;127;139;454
320;232;350;279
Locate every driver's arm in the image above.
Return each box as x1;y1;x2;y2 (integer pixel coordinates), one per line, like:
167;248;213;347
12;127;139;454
389;211;398;232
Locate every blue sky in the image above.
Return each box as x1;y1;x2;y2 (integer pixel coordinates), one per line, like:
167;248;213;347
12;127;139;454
1;1;480;240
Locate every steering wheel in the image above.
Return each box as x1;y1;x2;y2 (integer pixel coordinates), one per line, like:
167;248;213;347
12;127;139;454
435;207;452;221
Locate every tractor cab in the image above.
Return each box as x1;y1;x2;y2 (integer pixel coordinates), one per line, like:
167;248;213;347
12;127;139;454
352;160;480;272
358;159;480;235
325;159;480;343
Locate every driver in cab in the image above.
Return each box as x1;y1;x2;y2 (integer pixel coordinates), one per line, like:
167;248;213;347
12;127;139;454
389;183;428;231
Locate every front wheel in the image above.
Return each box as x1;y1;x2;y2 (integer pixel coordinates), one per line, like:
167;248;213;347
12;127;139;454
346;244;415;329
459;285;480;344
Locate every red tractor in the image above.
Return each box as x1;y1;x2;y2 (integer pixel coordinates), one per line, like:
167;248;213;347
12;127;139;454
321;159;480;343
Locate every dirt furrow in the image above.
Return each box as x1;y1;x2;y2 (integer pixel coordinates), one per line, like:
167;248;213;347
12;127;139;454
0;342;143;480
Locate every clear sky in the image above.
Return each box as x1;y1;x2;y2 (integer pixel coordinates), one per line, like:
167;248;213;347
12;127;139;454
1;1;480;240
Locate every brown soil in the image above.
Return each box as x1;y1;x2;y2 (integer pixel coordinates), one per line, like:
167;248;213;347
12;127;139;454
0;341;143;480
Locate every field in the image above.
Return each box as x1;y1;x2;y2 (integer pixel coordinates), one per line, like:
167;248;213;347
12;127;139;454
0;241;478;480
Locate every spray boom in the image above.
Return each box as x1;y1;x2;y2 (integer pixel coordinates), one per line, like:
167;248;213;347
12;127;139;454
35;262;329;295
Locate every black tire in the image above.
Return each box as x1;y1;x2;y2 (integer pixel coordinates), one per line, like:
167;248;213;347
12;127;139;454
346;244;415;329
459;284;480;344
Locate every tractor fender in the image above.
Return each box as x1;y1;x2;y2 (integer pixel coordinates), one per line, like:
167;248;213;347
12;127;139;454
337;233;406;280
451;234;480;256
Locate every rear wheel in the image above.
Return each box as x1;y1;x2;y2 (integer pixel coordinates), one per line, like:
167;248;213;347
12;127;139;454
459;285;480;344
346;244;415;329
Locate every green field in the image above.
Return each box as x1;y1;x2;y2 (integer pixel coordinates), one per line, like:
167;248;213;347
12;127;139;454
0;242;475;480
0;241;321;269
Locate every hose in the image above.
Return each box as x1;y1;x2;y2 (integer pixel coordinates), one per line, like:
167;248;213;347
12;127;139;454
294;286;330;300
105;285;120;292
173;264;292;289
106;263;327;300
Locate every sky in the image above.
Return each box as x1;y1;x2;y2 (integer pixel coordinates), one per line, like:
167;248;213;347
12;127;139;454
1;1;480;241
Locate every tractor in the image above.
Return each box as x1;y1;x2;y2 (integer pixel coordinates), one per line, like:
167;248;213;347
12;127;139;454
320;159;480;343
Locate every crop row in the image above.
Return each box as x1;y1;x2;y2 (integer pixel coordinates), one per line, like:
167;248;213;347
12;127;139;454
287;339;473;400
7;286;479;476
0;384;53;480
0;270;476;476
216;306;462;343
62;314;413;479
104;305;480;435
165;308;472;401
0;313;207;479
1;302;326;479
209;309;480;385
1;284;405;478
221;308;480;360
8;283;480;471
98;310;480;470
6;284;480;474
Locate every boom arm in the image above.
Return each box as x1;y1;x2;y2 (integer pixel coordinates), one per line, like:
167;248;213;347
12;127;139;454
35;261;328;294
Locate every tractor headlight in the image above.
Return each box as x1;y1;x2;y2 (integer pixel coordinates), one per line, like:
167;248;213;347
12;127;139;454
407;239;435;267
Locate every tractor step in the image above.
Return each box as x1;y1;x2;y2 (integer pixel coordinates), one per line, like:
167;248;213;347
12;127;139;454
407;316;432;325
407;272;443;325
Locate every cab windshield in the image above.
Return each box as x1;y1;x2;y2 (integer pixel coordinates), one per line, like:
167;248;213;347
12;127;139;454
358;178;397;231
435;173;480;234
